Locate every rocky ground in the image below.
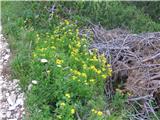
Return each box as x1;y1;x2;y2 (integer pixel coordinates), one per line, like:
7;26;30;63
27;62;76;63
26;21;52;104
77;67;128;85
0;32;25;119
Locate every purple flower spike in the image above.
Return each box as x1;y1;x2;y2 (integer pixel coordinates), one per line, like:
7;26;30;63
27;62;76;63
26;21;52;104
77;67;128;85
49;4;56;13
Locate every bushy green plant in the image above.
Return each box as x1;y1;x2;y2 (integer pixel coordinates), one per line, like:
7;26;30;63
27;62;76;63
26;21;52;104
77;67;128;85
131;1;160;22
26;20;112;119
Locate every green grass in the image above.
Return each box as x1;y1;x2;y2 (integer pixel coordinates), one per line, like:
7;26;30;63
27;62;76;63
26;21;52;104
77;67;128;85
1;1;160;120
59;1;160;33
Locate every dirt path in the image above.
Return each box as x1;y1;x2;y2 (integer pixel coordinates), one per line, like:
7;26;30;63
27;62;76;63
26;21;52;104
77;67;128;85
0;26;25;119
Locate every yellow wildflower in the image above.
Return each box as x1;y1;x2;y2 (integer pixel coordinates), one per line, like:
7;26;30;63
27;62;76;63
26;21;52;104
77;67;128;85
100;54;106;64
56;59;63;65
93;56;97;60
90;66;97;71
64;20;69;25
73;70;81;76
33;53;37;58
71;108;75;114
65;93;70;99
60;102;65;107
72;76;77;80
101;75;106;79
108;68;112;76
89;79;95;83
81;73;87;78
83;64;87;69
76;41;81;48
76;29;79;33
96;70;101;74
107;64;111;67
102;68;106;72
97;111;103;116
71;48;78;56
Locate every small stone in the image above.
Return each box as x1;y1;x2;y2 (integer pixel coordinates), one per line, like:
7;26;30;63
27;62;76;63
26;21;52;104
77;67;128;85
57;65;62;67
3;54;10;60
40;58;48;63
7;94;17;105
15;98;23;106
0;112;5;118
8;104;17;111
6;111;11;118
106;110;111;116
28;84;33;91
13;79;19;83
0;65;3;72
6;93;10;97
32;80;38;85
0;59;3;64
0;33;25;118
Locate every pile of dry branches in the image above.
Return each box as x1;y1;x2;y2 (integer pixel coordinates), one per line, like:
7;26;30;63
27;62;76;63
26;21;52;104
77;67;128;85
89;24;160;119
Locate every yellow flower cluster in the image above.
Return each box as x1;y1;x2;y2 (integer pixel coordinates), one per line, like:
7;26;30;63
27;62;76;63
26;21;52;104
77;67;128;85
38;48;47;52
107;64;112;76
82;64;87;69
91;109;103;116
71;108;75;114
65;93;71;99
71;48;79;56
90;55;98;62
56;59;63;65
60;102;65;107
71;69;81;76
75;41;81;48
99;54;106;64
81;73;87;78
90;65;101;74
64;20;69;25
89;79;95;83
71;70;88;79
101;74;106;79
71;76;77;80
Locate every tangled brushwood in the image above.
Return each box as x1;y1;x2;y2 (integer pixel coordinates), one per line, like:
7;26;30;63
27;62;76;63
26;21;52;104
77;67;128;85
89;24;160;119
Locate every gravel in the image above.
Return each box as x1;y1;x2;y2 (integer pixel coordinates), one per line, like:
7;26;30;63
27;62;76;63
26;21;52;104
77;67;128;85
0;33;25;120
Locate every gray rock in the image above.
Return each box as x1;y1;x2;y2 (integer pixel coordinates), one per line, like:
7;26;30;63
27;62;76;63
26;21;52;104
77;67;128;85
0;33;25;119
7;94;17;105
6;111;11;118
3;54;10;60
